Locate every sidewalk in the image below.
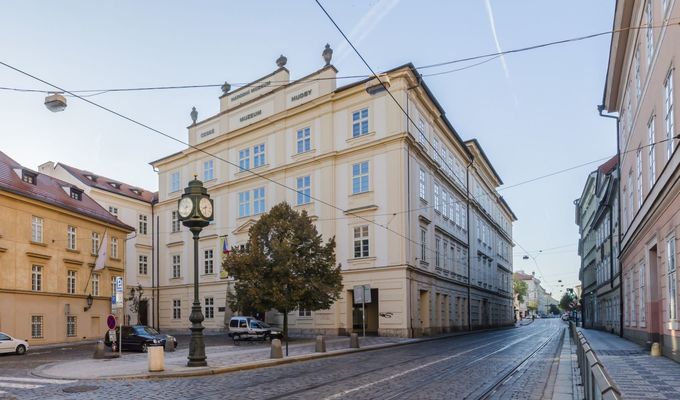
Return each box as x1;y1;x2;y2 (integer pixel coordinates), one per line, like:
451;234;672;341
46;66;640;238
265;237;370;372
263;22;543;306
579;328;680;399
551;325;583;400
32;335;420;380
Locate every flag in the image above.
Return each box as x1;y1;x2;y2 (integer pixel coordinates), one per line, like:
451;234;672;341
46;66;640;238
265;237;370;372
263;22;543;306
94;230;108;271
222;235;230;254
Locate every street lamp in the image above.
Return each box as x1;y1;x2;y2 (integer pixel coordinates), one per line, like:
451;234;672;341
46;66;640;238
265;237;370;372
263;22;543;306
44;92;67;112
177;176;214;367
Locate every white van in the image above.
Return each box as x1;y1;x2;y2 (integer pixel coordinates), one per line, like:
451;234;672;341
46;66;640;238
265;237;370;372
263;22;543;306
227;316;283;341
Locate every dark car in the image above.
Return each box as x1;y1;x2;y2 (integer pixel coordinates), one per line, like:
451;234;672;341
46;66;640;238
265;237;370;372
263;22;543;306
104;325;177;352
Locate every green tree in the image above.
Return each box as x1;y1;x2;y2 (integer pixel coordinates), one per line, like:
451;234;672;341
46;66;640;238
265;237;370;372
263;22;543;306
223;202;342;343
559;290;578;312
526;300;538;313
513;279;528;303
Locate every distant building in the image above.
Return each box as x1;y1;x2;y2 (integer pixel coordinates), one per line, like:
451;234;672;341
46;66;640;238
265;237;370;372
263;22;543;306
603;0;680;361
39;162;157;327
0;151;133;344
575;156;620;334
514;270;554;318
150;55;516;337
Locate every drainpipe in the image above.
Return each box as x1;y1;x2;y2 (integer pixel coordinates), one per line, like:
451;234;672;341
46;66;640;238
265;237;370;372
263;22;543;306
598;104;622;337
466;159;473;331
406;89;413;337
151;201;155;330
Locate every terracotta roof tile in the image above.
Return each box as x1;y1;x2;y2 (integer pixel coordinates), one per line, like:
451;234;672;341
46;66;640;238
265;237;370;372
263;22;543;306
57;163;157;204
0;151;133;231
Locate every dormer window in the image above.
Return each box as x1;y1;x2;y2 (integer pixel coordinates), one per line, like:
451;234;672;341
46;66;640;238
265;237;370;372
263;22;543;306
108;182;120;189
85;174;98;182
22;170;37;185
130;188;141;195
70;188;83;201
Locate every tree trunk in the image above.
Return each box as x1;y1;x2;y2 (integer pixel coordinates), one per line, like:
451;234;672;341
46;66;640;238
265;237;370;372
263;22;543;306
283;309;289;356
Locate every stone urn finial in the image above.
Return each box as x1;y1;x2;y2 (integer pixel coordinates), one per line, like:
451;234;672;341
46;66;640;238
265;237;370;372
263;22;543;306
221;81;231;95
190;106;198;125
276;54;287;68
322;43;333;66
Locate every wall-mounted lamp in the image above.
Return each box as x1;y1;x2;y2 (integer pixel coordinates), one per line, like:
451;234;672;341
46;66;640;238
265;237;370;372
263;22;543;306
84;294;94;312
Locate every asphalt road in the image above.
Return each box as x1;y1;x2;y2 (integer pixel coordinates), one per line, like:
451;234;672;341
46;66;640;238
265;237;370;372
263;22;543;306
0;319;566;400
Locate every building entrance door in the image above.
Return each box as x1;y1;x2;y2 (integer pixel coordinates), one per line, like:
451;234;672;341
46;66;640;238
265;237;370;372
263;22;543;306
138;300;148;326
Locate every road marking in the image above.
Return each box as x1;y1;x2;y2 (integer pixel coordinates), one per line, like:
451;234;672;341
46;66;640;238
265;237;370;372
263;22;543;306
0;382;42;389
0;377;77;384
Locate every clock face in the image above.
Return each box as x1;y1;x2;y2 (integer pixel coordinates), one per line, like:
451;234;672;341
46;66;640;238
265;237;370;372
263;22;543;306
178;197;193;218
199;198;213;218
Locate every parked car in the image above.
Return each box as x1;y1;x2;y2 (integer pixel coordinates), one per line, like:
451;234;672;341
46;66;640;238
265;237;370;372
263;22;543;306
0;332;28;355
103;325;177;352
227;316;283;341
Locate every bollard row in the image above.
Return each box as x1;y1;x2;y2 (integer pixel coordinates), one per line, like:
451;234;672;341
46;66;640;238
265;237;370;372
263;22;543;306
570;322;622;400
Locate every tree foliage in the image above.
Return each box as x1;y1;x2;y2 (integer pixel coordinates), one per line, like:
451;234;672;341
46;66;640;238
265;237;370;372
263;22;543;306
526;300;538;312
223;202;342;337
513;279;528;303
559;291;579;312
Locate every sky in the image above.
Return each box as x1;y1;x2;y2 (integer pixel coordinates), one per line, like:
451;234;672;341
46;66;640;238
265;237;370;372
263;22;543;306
0;1;616;298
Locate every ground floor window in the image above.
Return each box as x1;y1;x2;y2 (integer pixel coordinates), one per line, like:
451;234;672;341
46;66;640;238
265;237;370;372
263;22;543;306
66;316;77;337
204;297;214;319
173;300;181;319
31;315;43;338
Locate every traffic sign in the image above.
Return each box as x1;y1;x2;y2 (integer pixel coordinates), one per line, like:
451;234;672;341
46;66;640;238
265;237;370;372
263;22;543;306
106;314;117;330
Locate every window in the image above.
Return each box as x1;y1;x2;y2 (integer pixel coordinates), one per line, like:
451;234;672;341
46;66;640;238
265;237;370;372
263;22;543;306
352;108;369;137
204;249;214;274
22;170;36;184
108;206;118;216
31;316;43;338
173;300;181;319
67;225;77;250
66;316;77;337
639;263;646;324
67;270;76;295
239;191;250;217
297;127;311;153
171;211;181;233
417;118;426;145
435;237;441;268
70;188;82;201
646;0;654;66
628;172;634;222
253;187;265;215
31;265;42;291
420;228;427;262
296;176;311;205
239;149;250;171
434;183;440;212
91;232;99;255
139;214;148;235
665;69;675;159
203;159;214;181
92;273;99;296
204;297;214;319
139;255;148;275
253;144;265;168
442;190;448;219
298;308;311;317
636;149;643;207
172;255;181;278
111;237;119;259
31;216;43;243
170;171;180;192
668;236;677;320
419;169;426;200
648;117;656;187
635;46;641;100
352;161;369;194
433;138;440;164
353;225;369;258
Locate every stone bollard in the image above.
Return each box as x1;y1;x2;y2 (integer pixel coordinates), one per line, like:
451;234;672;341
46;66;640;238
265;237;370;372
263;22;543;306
93;340;107;359
148;345;165;372
651;342;662;356
315;335;326;353
164;338;175;353
350;333;360;349
270;338;283;359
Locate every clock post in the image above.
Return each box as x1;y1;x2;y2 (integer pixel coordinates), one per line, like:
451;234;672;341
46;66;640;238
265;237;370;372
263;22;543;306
177;176;214;367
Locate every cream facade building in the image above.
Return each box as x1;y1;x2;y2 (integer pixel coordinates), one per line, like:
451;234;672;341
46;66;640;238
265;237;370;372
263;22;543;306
39;162;157;328
151;56;515;337
603;0;680;361
0;151;133;345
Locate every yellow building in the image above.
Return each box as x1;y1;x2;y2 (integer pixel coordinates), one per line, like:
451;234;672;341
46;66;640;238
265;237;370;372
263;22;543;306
151;52;516;337
0;151;133;345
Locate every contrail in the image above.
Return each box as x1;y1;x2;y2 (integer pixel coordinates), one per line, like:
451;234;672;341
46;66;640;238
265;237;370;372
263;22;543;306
333;0;401;66
484;0;518;106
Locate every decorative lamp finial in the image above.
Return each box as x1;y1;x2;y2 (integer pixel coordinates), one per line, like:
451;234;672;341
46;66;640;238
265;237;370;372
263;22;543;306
221;81;231;95
276;54;287;68
322;43;333;66
190;106;198;125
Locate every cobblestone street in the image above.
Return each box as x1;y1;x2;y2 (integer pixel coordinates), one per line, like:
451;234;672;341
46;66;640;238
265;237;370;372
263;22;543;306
0;320;567;399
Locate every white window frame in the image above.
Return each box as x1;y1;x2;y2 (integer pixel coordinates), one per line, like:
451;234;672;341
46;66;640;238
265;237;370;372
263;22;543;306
172;299;181;319
253;187;265;215
442;190;448;219
111;237;119;259
67;270;76;295
238;191;251;218
649;116;656;188
172;255;181;278
203;159;214;181
204;297;214;319
171;211;181;233
31;315;43;339
639;263;646;325
92;273;99;296
170;171;180;193
67;225;77;250
203;249;214;275
31;265;42;291
239;148;250;171
253;143;266;168
636;149;643;208
109;206;119;216
665;68;675;159
433;183;440;213
417;118;426;145
91;232;99;255
668;236;677;320
352;161;369;194
352;108;369;138
139;214;148;235
353;225;369;258
66;315;77;337
139;255;148;275
31;216;43;243
646;0;654;67
296;175;311;205
420;228;427;262
419;169;426;200
296;127;311;153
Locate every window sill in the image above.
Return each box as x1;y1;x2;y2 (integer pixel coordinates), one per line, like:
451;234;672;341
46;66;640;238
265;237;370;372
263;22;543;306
201;273;216;277
65;248;80;254
30;241;47;247
235;164;269;178
346;131;376;144
170;277;183;280
667;320;680;330
350;190;373;197
348;256;376;264
419;260;429;267
110;257;121;262
292;149;316;160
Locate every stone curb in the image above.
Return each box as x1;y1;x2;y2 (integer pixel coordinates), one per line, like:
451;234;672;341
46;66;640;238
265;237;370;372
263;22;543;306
32;326;511;381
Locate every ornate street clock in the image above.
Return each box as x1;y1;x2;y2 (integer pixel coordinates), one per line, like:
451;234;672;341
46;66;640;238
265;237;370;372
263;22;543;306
177;176;214;227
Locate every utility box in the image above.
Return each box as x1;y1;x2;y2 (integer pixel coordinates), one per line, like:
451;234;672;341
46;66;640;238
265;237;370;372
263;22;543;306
148;345;164;372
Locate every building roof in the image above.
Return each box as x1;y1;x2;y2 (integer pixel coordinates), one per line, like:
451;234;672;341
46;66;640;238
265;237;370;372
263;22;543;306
597;155;618;175
0;151;133;231
57;162;157;204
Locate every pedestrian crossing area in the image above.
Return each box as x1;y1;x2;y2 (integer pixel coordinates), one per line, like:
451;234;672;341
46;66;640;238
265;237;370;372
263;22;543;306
0;376;77;396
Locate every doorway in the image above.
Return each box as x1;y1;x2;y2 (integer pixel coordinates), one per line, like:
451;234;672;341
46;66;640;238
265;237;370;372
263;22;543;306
352;288;379;335
138;300;148;326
